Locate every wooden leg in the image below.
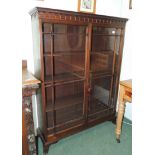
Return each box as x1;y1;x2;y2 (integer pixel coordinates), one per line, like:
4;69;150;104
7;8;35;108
111;116;116;124
43;145;49;155
35;136;38;154
115;85;125;143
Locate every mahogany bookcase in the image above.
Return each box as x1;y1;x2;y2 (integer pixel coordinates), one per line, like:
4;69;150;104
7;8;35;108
29;7;128;153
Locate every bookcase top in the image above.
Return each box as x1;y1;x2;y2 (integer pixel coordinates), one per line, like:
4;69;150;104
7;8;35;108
29;7;128;22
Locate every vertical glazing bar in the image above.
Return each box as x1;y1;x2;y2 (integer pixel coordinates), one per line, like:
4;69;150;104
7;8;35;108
51;24;56;132
84;24;92;121
113;28;125;112
108;28;117;107
39;20;47;138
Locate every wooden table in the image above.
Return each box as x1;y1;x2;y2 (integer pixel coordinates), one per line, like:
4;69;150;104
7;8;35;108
22;62;40;155
115;79;132;143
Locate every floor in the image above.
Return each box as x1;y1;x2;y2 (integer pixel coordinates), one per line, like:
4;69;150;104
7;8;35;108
38;119;132;155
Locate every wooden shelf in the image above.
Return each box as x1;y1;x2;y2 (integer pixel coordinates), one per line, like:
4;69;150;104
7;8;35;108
46;95;83;111
91;50;114;54
91;51;114;54
43;50;85;56
53;52;85;56
42;32;86;36
56;58;85;71
44;71;112;85
44;72;112;85
45;72;84;84
56;107;83;126
44;53;85;57
90;68;112;75
92;34;121;36
89;98;109;115
47;106;83;130
90;72;112;79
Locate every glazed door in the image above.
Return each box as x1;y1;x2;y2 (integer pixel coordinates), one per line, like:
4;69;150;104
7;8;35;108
88;26;122;120
42;23;88;133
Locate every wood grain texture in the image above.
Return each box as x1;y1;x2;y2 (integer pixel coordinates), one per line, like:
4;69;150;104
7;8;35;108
115;79;132;142
22;65;40;155
120;79;132;89
22;68;41;86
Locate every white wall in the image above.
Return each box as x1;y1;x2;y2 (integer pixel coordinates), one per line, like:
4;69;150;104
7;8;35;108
21;0;132;125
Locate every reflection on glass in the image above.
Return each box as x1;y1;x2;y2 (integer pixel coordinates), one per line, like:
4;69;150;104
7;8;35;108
89;76;112;117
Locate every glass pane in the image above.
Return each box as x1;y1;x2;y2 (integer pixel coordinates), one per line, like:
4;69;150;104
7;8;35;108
92;27;121;52
43;23;86;83
90;52;114;74
91;26;122;76
46;112;53;128
43;34;51;53
92;35;115;51
55;81;84;126
55;81;84;109
44;84;53;109
53;24;86;82
54;24;86;52
44;55;85;83
54;54;85;82
56;104;83;125
110;35;121;106
44;57;52;82
45;81;84;131
116;29;121;35
43;23;52;33
93;27;121;35
115;36;121;55
88;76;112;118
